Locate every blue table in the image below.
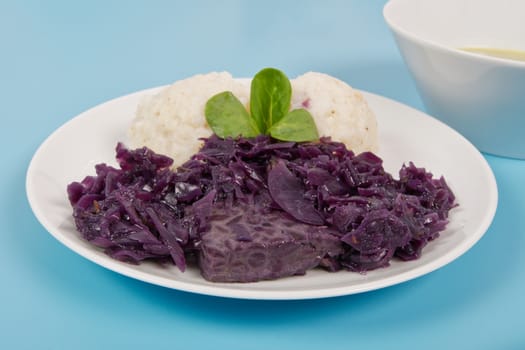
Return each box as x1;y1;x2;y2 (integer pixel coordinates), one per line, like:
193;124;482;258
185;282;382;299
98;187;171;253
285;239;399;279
2;1;524;348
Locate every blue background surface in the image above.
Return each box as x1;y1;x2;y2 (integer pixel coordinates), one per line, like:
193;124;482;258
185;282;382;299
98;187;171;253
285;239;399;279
2;1;524;349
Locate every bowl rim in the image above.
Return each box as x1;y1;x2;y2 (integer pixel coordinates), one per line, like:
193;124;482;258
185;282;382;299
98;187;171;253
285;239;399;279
383;0;525;68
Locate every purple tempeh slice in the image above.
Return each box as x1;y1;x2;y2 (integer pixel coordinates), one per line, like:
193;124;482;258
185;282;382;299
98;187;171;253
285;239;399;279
199;204;343;282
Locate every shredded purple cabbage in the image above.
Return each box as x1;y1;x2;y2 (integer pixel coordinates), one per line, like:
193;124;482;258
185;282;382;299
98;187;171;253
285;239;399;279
67;135;456;281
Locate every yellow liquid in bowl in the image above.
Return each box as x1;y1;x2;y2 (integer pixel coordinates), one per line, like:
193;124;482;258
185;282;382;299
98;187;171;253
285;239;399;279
461;47;525;62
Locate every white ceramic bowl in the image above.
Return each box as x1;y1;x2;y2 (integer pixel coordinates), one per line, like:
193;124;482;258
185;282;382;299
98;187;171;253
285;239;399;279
384;0;525;159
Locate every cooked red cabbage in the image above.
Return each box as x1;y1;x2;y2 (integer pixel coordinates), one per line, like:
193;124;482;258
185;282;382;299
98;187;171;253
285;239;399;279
67;135;456;282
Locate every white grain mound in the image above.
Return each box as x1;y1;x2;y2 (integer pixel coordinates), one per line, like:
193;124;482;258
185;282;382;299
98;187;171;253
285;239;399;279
291;72;378;154
128;71;378;167
128;72;249;167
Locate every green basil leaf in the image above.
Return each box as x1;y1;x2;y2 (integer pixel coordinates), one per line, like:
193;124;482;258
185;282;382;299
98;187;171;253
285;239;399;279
268;109;319;142
250;68;292;132
205;91;260;138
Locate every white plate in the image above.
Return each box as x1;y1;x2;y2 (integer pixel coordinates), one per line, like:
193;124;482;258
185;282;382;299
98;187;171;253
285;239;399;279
26;86;498;300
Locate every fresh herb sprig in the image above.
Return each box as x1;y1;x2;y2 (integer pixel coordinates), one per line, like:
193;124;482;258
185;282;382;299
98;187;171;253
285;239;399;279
205;68;319;142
